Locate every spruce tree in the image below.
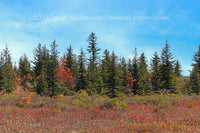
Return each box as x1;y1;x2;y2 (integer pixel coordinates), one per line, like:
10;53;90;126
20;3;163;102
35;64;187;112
47;40;60;96
33;43;44;77
109;51;119;97
160;41;177;93
77;48;87;91
174;60;182;77
189;45;200;94
87;32;101;94
137;53;151;95
65;45;79;91
65;45;75;72
131;48;139;94
101;49;111;95
33;43;50;95
120;57;129;88
0;46;15;92
0;54;4;91
151;52;161;92
19;54;31;77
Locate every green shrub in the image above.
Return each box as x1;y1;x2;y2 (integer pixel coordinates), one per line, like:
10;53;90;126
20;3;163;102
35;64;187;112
99;97;115;109
147;96;160;105
31;94;52;108
154;100;170;112
0;93;21;105
56;103;69;111
114;99;127;110
72;90;92;109
15;101;24;107
187;103;193;108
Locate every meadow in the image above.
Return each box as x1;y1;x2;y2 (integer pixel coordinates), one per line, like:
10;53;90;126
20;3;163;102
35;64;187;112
0;91;199;133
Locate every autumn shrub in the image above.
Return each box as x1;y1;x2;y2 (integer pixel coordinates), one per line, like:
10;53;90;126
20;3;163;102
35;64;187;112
170;95;182;105
92;94;106;107
187;103;193;108
114;99;127;110
0;92;21;105
15;101;24;107
56;103;69;111
146;96;160;105
98;97;116;109
154;100;170;112
116;93;129;102
72;90;92;109
96;97;127;110
31;94;53;108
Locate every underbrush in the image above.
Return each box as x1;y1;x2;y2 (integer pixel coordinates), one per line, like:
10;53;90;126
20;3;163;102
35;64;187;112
0;91;199;111
0;91;199;132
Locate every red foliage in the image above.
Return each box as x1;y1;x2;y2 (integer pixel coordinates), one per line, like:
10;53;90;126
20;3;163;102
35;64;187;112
123;73;137;97
57;57;74;88
127;73;137;88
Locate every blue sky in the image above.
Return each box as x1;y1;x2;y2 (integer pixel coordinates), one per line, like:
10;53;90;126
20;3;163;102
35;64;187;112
0;0;200;76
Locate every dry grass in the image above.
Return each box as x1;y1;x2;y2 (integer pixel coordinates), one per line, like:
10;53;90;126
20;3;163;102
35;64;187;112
0;93;199;132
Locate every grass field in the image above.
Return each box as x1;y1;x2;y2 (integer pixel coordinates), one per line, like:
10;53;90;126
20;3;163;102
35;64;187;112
0;92;199;132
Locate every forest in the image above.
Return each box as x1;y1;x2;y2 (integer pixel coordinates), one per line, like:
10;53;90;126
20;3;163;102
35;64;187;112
0;32;199;97
0;32;200;132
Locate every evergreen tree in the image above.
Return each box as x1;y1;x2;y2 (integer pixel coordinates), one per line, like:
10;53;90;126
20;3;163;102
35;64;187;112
120;57;129;87
189;45;200;94
47;40;60;96
101;50;121;97
39;66;49;95
131;48;139;94
160;41;177;93
137;53;151;95
190;67;200;94
87;32;101;94
65;45;75;72
77;48;87;91
101;49;111;95
33;43;43;78
174;60;182;77
65;45;79;91
33;43;50;95
109;51;120;97
0;46;15;92
151;52;161;92
19;54;31;77
0;54;4;91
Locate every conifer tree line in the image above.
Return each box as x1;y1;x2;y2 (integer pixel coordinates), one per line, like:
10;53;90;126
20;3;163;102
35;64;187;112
0;32;199;97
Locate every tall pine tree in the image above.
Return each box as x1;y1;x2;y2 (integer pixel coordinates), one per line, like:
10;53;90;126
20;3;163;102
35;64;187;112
77;48;87;91
109;51;119;97
18;54;31;77
0;45;15;92
47;40;60;96
101;49;111;95
131;48;139;94
137;53;151;95
87;32;101;94
160;41;177;93
189;45;200;94
151;52;161;92
174;60;182;77
119;57;129;88
33;43;50;95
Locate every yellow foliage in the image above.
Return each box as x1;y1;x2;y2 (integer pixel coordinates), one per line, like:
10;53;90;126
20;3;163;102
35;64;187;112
0;89;4;95
59;94;64;98
20;92;37;104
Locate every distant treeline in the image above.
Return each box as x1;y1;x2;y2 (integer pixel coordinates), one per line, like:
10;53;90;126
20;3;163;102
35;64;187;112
0;32;199;97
